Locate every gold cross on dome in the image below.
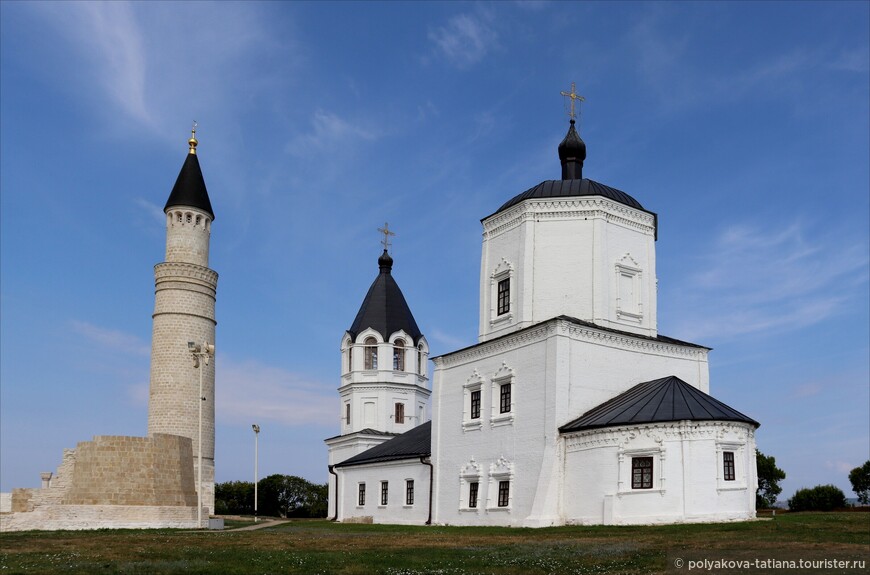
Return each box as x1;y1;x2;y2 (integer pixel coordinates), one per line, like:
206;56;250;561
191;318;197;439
377;222;396;251
560;82;585;120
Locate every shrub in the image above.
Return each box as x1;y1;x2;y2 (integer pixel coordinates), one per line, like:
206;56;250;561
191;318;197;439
787;484;846;512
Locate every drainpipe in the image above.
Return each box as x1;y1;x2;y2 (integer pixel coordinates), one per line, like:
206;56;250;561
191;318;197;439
328;465;339;521
420;456;433;525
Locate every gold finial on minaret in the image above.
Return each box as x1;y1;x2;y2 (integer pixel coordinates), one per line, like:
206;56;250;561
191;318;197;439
377;222;396;251
560;82;585;121
188;121;198;155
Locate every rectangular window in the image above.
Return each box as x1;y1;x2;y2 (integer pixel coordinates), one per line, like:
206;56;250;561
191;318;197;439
380;481;389;505
497;278;510;315
345;403;351;425
358;483;366;506
632;457;653;489
470;390;481;419
723;451;735;481
406;480;414;505
499;383;511;414
395;403;404;424
468;482;479;508
497;480;510;507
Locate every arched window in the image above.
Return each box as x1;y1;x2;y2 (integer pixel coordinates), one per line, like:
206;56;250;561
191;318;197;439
364;337;378;370
393;339;405;371
347;341;353;373
417;344;425;375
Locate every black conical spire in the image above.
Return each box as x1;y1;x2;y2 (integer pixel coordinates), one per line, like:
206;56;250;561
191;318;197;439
164;125;215;220
348;250;422;343
558;119;586;180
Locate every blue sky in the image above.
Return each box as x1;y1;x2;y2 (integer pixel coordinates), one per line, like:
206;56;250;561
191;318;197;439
1;1;867;502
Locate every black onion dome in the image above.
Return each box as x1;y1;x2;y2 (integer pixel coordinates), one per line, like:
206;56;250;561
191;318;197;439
348;250;422;344
164;152;215;220
484;120;648;221
558;119;586;179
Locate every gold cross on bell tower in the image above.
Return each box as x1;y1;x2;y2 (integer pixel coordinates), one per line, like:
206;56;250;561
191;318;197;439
377;222;396;251
560;82;585;120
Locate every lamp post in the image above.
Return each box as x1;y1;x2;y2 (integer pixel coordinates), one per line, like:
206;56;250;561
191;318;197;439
252;424;260;523
189;340;215;528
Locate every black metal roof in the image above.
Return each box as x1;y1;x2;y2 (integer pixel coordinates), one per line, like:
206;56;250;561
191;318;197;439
335;421;431;468
486;178;646;221
164;152;215;220
348;250;423;344
431;315;710;361
559;376;759;433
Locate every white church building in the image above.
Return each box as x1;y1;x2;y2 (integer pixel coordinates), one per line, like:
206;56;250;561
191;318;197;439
326;110;759;527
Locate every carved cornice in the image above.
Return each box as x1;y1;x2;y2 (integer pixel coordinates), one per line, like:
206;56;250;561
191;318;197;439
564;421;756;453
483;197;655;240
437;323;557;367
559;320;706;359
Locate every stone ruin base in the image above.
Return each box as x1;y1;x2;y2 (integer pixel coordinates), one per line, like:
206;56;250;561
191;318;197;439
0;504;201;532
0;433;202;532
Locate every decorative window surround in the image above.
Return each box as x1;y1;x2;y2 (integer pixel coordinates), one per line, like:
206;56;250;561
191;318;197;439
617;447;665;496
486;456;514;511
462;371;485;432
459;458;482;512
615;254;643;324
489;258;514;328
716;441;747;491
490;363;515;428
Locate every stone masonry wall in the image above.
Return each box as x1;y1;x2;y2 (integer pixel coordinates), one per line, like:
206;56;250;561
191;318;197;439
0;434;199;532
63;434;197;506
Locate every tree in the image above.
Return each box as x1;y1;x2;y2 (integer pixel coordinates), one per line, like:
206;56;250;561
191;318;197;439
214;480;254;515
848;460;870;505
788;484;846;511
756;449;786;509
257;474;328;518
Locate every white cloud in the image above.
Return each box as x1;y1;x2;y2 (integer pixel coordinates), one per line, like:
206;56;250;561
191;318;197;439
217;359;334;428
34;2;150;125
428;13;497;68
133;197;166;226
27;2;293;143
70;320;151;357
670;221;869;341
429;328;472;350
286;109;379;156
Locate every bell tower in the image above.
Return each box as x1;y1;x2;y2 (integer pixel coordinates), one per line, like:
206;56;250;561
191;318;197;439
324;225;430;518
147;126;219;514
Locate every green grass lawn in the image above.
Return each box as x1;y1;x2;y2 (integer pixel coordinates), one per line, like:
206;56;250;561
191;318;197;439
1;513;867;574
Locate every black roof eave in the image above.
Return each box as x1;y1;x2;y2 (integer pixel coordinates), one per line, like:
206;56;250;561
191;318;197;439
558;417;759;434
431;315;710;362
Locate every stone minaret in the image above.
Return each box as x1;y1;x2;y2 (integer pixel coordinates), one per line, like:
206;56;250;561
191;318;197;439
147;127;218;513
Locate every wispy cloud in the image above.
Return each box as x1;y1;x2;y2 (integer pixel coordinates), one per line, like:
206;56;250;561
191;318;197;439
70;320;151;357
670;221;869;341
27;2;291;143
626;10;866;114
430;328;472;350
428;12;498;68
286;109;380;157
133;197;166;226
217;359;334;427
35;2;150;125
